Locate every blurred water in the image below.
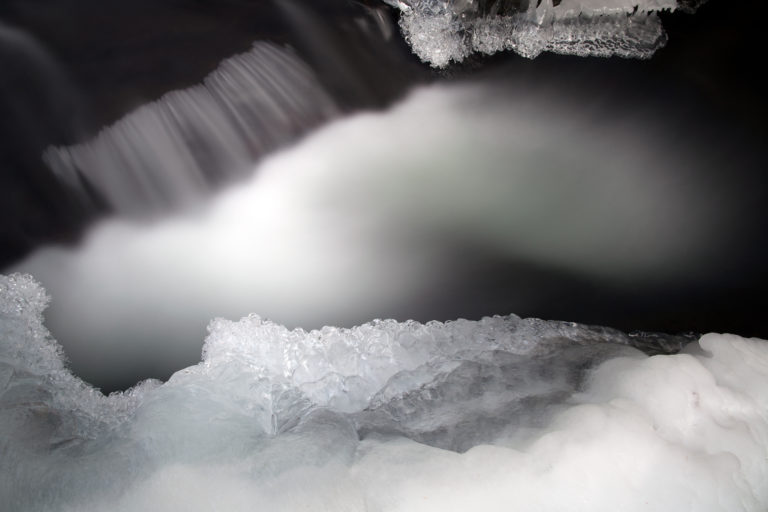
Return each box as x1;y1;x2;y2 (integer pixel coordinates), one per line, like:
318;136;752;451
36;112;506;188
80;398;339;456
2;273;766;512
43;42;340;216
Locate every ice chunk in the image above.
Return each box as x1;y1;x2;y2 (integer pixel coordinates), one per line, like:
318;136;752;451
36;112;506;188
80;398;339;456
0;274;158;510
6;273;768;511
198;313;667;422
381;0;706;67
354;344;641;451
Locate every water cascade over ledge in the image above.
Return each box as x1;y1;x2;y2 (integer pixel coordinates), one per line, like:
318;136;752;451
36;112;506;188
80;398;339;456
2;1;767;511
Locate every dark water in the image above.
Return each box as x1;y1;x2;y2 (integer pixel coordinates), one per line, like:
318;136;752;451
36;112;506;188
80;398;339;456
0;0;425;265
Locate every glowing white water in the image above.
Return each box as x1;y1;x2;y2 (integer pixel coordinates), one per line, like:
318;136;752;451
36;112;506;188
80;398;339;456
10;81;736;385
1;274;766;511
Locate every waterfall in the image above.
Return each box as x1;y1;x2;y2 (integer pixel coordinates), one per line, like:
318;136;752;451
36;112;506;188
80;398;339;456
381;0;706;67
42;42;340;216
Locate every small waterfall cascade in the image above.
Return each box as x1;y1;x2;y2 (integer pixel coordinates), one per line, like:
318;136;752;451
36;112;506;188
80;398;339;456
42;42;340;217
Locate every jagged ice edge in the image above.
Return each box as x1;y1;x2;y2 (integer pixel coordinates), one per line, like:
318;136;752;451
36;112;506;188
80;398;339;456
380;0;706;67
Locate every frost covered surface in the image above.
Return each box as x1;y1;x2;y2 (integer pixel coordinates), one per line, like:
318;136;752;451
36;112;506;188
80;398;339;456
2;274;768;511
381;0;705;67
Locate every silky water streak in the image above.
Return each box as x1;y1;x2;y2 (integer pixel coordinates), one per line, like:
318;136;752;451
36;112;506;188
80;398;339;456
382;0;706;67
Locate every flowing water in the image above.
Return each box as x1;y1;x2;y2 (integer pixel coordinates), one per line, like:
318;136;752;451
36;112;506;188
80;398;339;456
1;1;767;510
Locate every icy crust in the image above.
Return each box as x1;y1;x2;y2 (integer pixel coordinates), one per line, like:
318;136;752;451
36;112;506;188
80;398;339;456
3;273;768;511
197;312;687;426
381;0;704;67
0;274;158;511
0;274;150;438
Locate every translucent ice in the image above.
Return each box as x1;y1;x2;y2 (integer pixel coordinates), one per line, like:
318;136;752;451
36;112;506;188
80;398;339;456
381;0;706;67
2;273;767;511
11;81;738;387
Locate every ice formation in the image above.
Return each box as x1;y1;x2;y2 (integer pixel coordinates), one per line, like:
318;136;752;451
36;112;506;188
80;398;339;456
380;0;706;67
1;272;767;511
10;81;737;387
43;42;339;216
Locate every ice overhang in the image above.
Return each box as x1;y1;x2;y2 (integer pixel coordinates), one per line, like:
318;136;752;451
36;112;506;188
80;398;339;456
379;0;707;67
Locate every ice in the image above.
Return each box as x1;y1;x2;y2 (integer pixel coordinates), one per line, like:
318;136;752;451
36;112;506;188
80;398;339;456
2;273;767;511
198;313;659;420
0;274;144;436
43;42;339;216
380;0;706;67
10;81;736;388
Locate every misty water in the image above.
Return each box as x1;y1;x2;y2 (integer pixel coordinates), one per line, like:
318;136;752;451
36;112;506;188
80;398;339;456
2;0;768;511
